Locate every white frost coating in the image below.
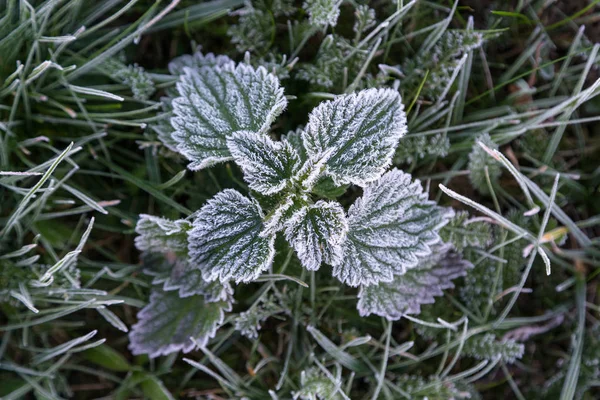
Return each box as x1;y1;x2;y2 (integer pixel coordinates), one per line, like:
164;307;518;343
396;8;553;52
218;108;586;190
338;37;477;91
301;88;407;186
332;169;449;287
357;244;473;320
284;201;348;271
142;254;233;300
134;214;191;255
128;288;231;358
168;49;234;75
188;189;275;283
227;130;300;195
171;62;287;170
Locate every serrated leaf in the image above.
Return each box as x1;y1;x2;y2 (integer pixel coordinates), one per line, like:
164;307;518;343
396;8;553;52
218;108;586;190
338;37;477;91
284;201;348;270
189;189;275;283
332;169;449;287
305;0;342;28
141;253;232;300
302;88;406;186
171;63;287;170
357;244;472;320
129;288;231;358
227;130;300;195
134;215;191;256
168;49;234;75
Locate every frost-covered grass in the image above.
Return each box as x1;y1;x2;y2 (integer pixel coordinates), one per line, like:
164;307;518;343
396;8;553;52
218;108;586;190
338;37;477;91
1;0;600;399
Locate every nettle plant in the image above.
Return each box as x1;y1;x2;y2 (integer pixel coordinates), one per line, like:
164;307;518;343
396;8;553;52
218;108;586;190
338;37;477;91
130;50;471;357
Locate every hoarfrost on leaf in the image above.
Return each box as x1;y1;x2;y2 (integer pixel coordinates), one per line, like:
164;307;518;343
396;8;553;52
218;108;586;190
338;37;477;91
134;214;191;256
284;201;348;271
302;88;407;186
188;189;275;283
128;288;231;358
357;244;472;320
171;63;286;170
141;253;232;300
168;48;234;75
227;130;300;195
332;169;450;287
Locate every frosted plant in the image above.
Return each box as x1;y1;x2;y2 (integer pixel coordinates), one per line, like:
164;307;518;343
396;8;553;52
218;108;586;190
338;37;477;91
357;244;472;319
228;3;275;53
234;295;285;339
296;34;368;91
439;210;493;252
462;333;525;363
401;30;484;99
394;133;450;164
396;374;475;400
468;133;501;194
353;5;376;38
304;0;342;28
128;288;232;358
130;50;461;356
294;367;344;400
105;59;155;100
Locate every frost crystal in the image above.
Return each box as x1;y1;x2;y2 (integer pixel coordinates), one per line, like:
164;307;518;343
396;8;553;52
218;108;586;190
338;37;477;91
134;214;191;256
302;88;407;186
188;189;275;283
227;130;300;195
332;169;449;286
284;201;348;271
171;62;286;170
357;244;472;320
128;288;231;358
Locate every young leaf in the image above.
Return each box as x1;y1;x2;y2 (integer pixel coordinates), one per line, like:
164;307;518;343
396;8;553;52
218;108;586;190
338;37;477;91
188;189;275;283
302;88;407;186
134;215;191;256
357;244;472;320
463;333;524;364
168;49;234;75
141;253;232;300
128;288;231;358
332;169;450;287
171;63;287;170
284;201;348;270
227;130;300;195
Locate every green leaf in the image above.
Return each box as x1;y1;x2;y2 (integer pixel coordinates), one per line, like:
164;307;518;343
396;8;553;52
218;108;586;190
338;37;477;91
227;130;300;195
189;189;275;283
332;169;450;287
171;62;287;170
357;244;472;320
302;88;407;186
284;201;348;270
128;288;231;358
